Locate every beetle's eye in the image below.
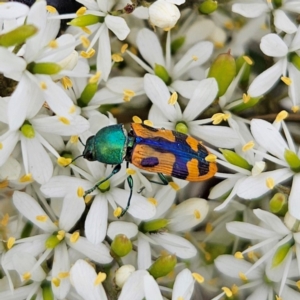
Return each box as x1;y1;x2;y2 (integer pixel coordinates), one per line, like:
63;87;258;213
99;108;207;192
84;151;94;161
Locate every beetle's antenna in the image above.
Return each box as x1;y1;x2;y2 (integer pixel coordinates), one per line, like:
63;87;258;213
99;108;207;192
65;154;84;167
78;137;85;146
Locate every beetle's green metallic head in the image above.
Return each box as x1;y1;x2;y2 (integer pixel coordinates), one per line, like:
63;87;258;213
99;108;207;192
82;124;128;165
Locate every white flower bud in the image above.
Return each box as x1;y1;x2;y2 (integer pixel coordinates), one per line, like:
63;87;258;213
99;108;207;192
149;0;180;31
115;265;135;288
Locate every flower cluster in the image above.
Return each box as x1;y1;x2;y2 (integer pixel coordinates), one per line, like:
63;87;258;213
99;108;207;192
1;0;300;299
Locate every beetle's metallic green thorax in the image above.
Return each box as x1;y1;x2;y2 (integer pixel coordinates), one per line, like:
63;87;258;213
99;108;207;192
94;124;128;164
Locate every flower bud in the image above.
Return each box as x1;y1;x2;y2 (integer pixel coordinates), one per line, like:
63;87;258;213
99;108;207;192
41;280;54;300
171;36;185;54
45;234;61;249
148;254;177;279
69;14;103;27
78;82;98;107
272;242;291;267
269;193;287;216
27;62;61;75
21;123;35;138
154;64;171;84
149;0;180;31
220;149;251;170
198;0;218;15
140;219;169;233
291;53;300;70
284;149;300;172
231;96;262;113
115;265;135;288
111;234;132;257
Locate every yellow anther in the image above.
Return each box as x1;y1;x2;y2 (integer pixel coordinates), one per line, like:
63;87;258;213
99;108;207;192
222;287;233;297
243;56;253;65
126;168;136;175
121;44;128;53
59;116;70;125
275;110;288;122
205;154;217;162
211;113;224;125
132;116;142;123
232;284;239;295
77;186;84;197
192;55;198;61
123;89;135;102
291;106;299;113
36;215;48;222
281;76;292;86
81;27;91;35
70;231;80;243
194;209;201;219
89;71;101;84
70;135;78;143
224;21;234;30
114;207;123;218
48;40;58;48
266;177;275;189
80;35;90;48
61;76;73;89
57;157;72;167
7;237;15;249
168;92;178;105
0;179;9;189
0;142;2;149
205;223;213;233
69;105;76;114
192;273;204;283
144;120;153;127
148;197;158;206
296;280;300;290
46;5;57;13
243;93;251;103
40;82;47;90
1;214;9;226
112;54;123;62
214;42;224;48
94;272;107;285
84;195;93;204
169;182;180;191
19;173;32;183
22;272;31;280
80;48;95;58
234;251;244;259
242;141;255;151
76;6;87;16
58;272;69;278
52;277;61;287
239;272;248;281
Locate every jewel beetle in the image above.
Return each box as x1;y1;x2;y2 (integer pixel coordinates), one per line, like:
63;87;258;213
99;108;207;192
79;123;217;216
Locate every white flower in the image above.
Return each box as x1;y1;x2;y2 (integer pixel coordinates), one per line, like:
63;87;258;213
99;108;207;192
149;0;180;31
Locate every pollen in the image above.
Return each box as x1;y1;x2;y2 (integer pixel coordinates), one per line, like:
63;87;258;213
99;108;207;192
81;26;91;35
59;116;70;125
22;272;31;280
234;252;244;259
36;215;48;222
168;92;178;105
58;272;69;278
205;154;217;163
77;186;84;197
40;82;47;90
112;53;123;62
211;113;225;124
7;237;15;249
194;209;201;219
242;141;255;151
292;106;299;113
0;180;8;189
169;182;180;191
281;76;292;86
57;157;72;167
48;40;58;48
80;35;90;48
148;197;158;206
126;168;136;175
121;44;128;53
70;231;80;243
132;116;142;123
192;272;204;283
266;177;275;189
94;272;107;285
275;110;288;122
46;5;57;13
80;48;95;58
52;277;61;287
61;76;73;89
192;55;198;61
144;120;153;127
89;71;101;84
123;89;135;102
76;6;87;16
239;272;248;281
70;135;79;143
205;223;213;233
243;93;251;103
114;207;123;218
19;173;32;182
222;287;233;297
1;214;9;226
243;56;253;65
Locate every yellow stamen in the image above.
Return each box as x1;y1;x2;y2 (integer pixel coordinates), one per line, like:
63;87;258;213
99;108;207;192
126;168;136;175
58;272;69;278
59;116;70;125
205;223;213;233
70;232;80;243
192;55;198;61
123;89;135;102
81;27;91;35
80;48;95;58
52;277;60;287
239;272;248;281
70;135;78;143
40;82;47;90
144;120;153;127
22;272;31;280
275;110;288;122
1;214;9;226
112;54;123;62
132;116;142;124
57;157;72;167
194;209;201;219
243;93;251;103
36;215;48;222
121;44;128;53
276;296;282;300
281;76;292;86
222;287;233;297
234;252;244;259
80;35;90;48
214;42;224;48
69;105;76;114
205;154;216;162
61;76;73;89
77;186;84;197
168;92;178;105
232;284;239;295
89;71;101;84
266;177;275;189
224;21;234;30
114;207;122;218
243;56;253;65
291;106;299;113
19;173;32;182
94;272;107;285
192;272;204;283
46;5;57;13
0;142;3;149
0;180;9;189
7;237;15;249
84;195;93;204
148;197;158;206
76;6;86;16
242;141;254;151
169;182;180;191
296;280;300;290
211;113;224;125
48;40;58;48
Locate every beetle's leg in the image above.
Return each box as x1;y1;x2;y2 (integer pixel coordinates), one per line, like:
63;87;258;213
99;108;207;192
83;164;122;197
149;173;169;185
120;174;133;217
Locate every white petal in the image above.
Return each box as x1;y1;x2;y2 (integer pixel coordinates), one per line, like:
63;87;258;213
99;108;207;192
144;74;177;122
85;195;108;244
183;78;218;121
0;157;21;180
153;185;176;218
144;274;163;300
0;131;20;166
0;47;26;75
170;80;199;99
137;28;165;68
288;63;300;107
247;59;284;97
97;26;111;81
288;174;300;220
106;76;144;94
137;234;152;270
107;221;138;240
13;191;57;232
260;34;288;57
232;3;269;18
172;269;194;300
237;169;293;199
209;175;240;199
274;9;297;34
251;119;288;160
0;2;29;19
105;15;130;40
70;259;108;300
